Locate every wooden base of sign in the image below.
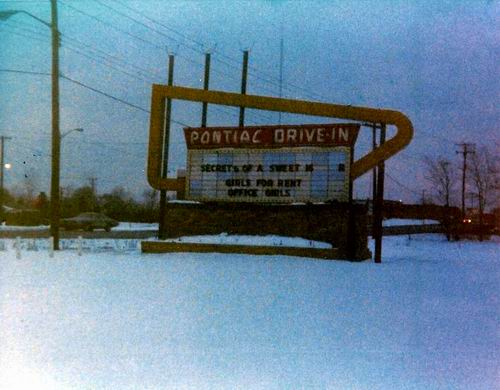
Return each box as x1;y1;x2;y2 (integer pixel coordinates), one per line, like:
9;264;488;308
141;240;355;261
154;201;371;260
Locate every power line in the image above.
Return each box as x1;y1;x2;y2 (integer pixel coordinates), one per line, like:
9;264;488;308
57;1;279;123
109;0;331;102
1;40;275;125
1;18;50;38
93;0;197;51
385;173;421;196
0;68;50;76
0;25;51;44
59;31;161;80
59;0;163;50
60;2;280;98
1;16;159;83
60;43;154;85
0;67;458;145
57;1;317;121
60;74;151;114
0;68;190;126
2;26;155;87
92;0;330;101
59;75;189;127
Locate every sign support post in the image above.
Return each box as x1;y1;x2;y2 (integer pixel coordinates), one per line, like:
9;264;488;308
201;52;211;127
158;54;175;240
374;123;386;263
372;124;378;226
239;50;249;127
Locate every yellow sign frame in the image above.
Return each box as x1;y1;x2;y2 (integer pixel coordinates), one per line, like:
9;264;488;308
147;85;413;191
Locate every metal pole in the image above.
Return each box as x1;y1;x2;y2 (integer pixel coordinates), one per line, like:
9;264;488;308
371;124;377;230
347;144;356;258
201;52;211;127
239;50;249;127
374;123;386;263
158;53;175;240
50;0;61;250
278;37;283;124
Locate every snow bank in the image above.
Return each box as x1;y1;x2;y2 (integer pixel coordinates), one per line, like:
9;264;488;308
383;218;440;226
161;233;332;249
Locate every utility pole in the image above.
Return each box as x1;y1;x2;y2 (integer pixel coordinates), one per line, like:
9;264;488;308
0;4;60;246
456;142;475;219
239;50;249;127
158;53;175;240
0;135;12;220
50;0;61;250
201;51;211;127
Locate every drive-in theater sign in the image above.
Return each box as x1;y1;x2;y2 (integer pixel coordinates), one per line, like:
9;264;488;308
147;85;413;194
184;123;359;203
144;85;413;260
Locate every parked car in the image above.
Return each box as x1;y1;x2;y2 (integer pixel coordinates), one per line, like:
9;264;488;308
61;212;118;232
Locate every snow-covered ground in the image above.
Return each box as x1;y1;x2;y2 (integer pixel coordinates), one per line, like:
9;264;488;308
0;235;498;389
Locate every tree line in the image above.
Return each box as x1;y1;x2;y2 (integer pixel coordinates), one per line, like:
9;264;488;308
2;186;161;223
424;144;498;213
424;144;499;240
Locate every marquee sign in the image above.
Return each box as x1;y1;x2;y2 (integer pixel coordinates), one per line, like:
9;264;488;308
147;85;414;194
184;123;359;203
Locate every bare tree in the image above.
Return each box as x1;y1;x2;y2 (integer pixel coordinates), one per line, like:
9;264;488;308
23;167;39;206
424;156;456;240
424;156;455;207
469;146;499;240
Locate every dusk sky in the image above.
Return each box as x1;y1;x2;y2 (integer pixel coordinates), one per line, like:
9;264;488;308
0;0;498;203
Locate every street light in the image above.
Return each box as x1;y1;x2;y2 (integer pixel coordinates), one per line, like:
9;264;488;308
0;1;62;249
